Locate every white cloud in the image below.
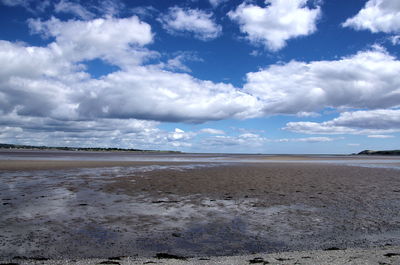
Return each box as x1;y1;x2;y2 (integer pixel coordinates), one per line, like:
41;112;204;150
165;130;200;148
3;16;400;129
54;0;94;19
199;128;225;134
162;52;203;73
198;134;338;151
0;112;201;151
0;40;80;120
0;16;156;122
1;0;50;13
209;0;228;8
76;66;262;122
249;50;262;57
390;35;400;45
348;143;360;146
323;109;400;129
2;12;400;151
2;0;125;17
244;47;400;115
202;133;267;147
0;111;162;149
158;7;222;40
4;36;400;133
0;16;263;125
28;16;154;67
1;0;30;7
276;137;336;143
228;0;321;51
165;57;191;72
167;128;195;142
94;0;125;17
131;6;158;18
367;134;395;138
284;122;358;135
284;109;400;135
343;0;400;33
296;111;320;117
1;0;23;6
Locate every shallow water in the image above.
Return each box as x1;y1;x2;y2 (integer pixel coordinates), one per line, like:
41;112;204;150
1;150;400;169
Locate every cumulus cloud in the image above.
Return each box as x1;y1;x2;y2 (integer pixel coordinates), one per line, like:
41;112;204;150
1;15;263;127
0;111;162;149
0;111;201;151
0;43;262;124
343;0;400;33
76;66;262;122
28;16;154;67
3;16;400;128
4;33;400;129
321;109;400;129
0;40;80;120
158;7;222;40
244;46;400;115
2;11;400;151
166;128;196;147
0;16;156;123
228;0;321;51
284;109;400;135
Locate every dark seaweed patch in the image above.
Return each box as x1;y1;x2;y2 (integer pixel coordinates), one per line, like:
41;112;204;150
384;253;400;257
155;253;187;260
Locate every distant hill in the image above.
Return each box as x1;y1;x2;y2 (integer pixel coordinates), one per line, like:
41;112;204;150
0;143;181;153
357;150;400;156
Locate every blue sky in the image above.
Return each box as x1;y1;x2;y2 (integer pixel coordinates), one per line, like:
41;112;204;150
0;0;399;154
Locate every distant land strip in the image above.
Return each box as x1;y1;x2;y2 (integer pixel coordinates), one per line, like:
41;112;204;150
0;143;181;153
357;150;400;156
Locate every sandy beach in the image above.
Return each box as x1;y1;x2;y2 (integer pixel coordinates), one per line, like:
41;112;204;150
1;151;400;263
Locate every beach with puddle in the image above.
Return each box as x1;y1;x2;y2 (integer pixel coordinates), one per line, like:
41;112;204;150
1;151;400;261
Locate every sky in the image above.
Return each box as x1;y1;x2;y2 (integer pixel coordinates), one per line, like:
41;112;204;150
0;0;399;154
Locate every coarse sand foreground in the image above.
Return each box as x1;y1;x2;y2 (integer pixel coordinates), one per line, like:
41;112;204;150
1;246;400;265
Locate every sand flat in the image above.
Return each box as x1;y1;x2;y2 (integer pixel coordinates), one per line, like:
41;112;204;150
1;152;400;261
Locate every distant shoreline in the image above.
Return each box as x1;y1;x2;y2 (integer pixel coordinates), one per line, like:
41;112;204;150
0;143;181;153
2;143;400;156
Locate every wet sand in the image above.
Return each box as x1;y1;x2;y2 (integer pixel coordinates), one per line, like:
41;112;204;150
1;152;400;262
0;160;194;171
